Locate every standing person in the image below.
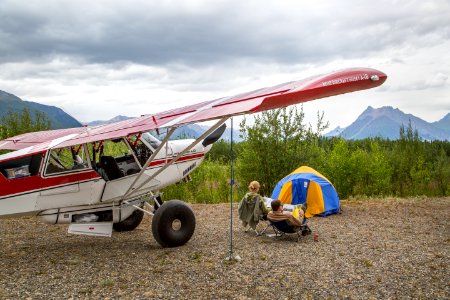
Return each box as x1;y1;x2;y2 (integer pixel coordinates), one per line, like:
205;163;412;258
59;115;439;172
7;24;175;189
238;181;269;230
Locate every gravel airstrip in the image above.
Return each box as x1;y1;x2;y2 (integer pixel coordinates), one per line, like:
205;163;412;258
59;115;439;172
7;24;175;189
0;197;449;299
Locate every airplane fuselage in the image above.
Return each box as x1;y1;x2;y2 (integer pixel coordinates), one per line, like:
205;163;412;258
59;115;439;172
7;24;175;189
0;136;209;223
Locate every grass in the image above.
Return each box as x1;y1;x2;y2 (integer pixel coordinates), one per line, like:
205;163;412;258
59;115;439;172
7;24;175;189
162;160;241;204
99;279;115;288
362;258;374;268
190;251;202;261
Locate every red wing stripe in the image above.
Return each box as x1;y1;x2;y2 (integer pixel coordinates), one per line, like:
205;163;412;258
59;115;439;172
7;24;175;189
159;109;197;120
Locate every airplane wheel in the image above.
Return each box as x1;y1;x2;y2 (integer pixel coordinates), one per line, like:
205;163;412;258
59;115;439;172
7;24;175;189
151;200;196;248
113;209;144;232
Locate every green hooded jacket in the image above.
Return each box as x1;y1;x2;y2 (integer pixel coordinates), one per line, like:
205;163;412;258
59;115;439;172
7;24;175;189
238;192;269;230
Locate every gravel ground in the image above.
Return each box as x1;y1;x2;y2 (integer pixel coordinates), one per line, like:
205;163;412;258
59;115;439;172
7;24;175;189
0;197;449;299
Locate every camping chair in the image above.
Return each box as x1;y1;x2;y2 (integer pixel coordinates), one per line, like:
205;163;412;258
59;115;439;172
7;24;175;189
255;214;270;236
268;218;312;242
239;194;269;235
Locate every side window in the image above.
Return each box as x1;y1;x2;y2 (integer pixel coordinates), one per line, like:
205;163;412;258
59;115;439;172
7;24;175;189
102;139;130;157
89;139;141;181
101;139;140;176
45;145;89;175
128;134;153;167
142;132;161;150
0;154;43;179
134;140;153;167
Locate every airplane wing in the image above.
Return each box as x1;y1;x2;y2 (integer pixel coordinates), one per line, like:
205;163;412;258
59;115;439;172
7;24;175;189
0;67;386;152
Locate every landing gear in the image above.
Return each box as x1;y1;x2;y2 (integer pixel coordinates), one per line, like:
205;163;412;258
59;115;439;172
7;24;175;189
151;200;196;248
113;209;144;232
153;195;163;211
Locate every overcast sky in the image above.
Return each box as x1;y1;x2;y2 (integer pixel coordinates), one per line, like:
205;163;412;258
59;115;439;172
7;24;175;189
0;0;449;129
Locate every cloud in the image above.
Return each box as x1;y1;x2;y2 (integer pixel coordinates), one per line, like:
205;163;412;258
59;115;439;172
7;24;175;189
1;0;449;66
0;0;449;125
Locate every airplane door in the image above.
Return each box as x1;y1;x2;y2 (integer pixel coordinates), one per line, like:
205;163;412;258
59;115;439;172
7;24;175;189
0;153;44;215
35;145;105;210
100;136;161;202
36;171;104;210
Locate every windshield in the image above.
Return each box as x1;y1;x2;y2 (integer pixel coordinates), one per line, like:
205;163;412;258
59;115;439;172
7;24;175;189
141;131;161;149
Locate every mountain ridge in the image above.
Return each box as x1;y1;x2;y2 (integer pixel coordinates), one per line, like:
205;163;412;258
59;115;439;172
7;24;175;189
1;90;447;141
325;106;449;140
0;90;82;129
432;113;450;133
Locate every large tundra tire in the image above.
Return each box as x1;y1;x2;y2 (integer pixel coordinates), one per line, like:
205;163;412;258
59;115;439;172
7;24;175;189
151;200;196;247
113;209;144;232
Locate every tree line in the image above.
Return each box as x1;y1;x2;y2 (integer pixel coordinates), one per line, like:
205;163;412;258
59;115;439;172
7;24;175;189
165;107;449;202
1;107;448;201
0;108;51;139
0;108;52;155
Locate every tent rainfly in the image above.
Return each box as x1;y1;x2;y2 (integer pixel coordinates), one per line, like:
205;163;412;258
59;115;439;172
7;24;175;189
271;166;340;218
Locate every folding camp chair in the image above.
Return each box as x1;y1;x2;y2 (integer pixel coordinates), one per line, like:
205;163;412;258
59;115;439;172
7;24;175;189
267;218;312;242
255;214;270;236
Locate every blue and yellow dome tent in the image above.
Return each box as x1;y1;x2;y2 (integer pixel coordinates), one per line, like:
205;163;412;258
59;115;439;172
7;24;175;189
271;166;340;218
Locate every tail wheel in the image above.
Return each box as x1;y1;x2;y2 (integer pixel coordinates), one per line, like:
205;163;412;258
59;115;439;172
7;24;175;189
113;209;144;232
151;200;196;247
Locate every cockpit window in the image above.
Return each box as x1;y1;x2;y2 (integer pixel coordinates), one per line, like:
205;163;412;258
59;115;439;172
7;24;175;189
45;145;89;175
142;132;162;149
127;134;153;167
87;138;141;181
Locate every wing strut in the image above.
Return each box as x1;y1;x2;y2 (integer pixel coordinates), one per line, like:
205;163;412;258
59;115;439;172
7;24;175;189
125;117;228;198
122;127;177;200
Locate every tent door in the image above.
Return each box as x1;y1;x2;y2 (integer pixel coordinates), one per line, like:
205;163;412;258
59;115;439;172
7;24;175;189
291;178;309;205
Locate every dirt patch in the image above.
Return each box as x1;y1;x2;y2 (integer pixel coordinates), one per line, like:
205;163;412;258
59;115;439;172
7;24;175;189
0;197;449;299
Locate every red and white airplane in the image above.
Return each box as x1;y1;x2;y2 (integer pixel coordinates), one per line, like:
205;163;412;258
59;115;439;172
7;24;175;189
0;68;386;247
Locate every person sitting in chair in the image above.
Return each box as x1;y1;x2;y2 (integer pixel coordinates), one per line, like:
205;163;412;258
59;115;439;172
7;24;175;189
267;199;304;228
238;181;269;231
